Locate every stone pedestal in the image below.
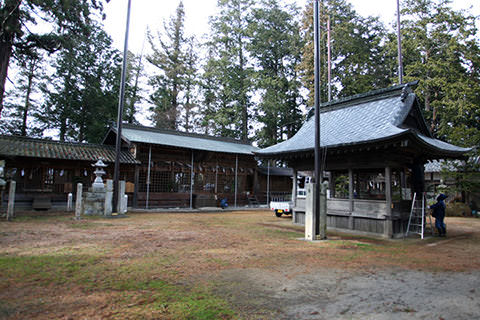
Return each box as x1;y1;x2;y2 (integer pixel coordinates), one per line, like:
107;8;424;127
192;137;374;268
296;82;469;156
104;179;113;216
7;180;15;221
305;183;316;241
83;190;106;216
305;182;328;241
75;183;83;220
67;193;73;212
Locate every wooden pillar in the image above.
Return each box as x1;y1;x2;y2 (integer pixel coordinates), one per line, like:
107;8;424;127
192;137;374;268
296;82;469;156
266;160;270;205
292;169;297;207
329;171;335;198
385;166;392;216
215;160;218;195
190;151;194;209
146;146;152;209
384;166;393;238
133;165;139;208
234;154;238;208
348;168;354;230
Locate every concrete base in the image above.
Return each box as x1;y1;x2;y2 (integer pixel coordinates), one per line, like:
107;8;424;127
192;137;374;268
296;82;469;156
105;213;128;219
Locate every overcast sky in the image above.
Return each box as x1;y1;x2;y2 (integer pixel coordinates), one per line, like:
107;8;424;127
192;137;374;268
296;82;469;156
104;0;479;54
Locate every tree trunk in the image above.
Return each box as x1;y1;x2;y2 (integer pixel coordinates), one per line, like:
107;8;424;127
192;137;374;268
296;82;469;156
238;37;248;141
21;58;37;136
0;0;22;118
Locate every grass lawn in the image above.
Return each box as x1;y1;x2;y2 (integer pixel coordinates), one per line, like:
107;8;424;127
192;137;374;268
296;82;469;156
1;211;479;319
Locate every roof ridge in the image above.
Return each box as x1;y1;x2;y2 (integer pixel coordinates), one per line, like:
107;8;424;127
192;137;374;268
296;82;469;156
306;81;419;118
321;81;418;109
121;123;253;146
0;135;115;149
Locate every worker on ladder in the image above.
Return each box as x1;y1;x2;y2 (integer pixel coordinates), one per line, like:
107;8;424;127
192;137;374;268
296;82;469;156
430;194;447;237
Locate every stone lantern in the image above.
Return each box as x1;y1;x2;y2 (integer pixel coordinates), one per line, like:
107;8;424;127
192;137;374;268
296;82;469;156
91;159;108;191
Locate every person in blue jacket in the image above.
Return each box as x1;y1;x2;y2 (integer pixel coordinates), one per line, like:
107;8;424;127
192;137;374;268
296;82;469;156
430;193;447;237
220;198;228;209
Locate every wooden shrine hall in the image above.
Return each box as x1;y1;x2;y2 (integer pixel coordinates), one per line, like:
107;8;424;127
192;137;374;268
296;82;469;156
255;82;471;238
102;124;260;208
1;125;281;210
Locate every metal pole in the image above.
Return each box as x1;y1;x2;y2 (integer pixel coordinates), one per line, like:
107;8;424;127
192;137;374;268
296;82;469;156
190;151;194;209
327;16;332;102
146;145;151;209
314;0;322;237
397;0;404;84
215;160;218;194
113;0;132;212
234;154;238;208
266;160;270;205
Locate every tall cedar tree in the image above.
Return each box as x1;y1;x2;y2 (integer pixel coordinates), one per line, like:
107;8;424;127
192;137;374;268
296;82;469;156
204;0;253;140
124;50;144;125
248;0;304;148
0;46;44;136
181;37;199;133
298;0;390;107
148;1;187;130
389;0;480;148
40;24;121;142
0;0;107;118
199;46;221;135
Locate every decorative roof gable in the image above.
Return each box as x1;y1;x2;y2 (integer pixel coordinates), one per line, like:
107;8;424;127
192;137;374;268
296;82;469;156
256;82;470;158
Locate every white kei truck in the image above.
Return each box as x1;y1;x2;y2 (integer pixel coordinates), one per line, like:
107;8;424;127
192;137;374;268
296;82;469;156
270;188;307;217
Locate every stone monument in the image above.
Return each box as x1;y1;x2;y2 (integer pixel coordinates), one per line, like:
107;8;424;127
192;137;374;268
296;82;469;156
83;159;108;216
80;159;126;217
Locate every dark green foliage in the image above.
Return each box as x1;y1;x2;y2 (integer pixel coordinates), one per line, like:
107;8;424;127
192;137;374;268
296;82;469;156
248;0;304;148
0;0;107;116
389;0;480;149
298;0;391;107
148;1;188;130
0;46;44;136
201;0;254;140
440;155;480;202
40;24;121;143
124;51;145;125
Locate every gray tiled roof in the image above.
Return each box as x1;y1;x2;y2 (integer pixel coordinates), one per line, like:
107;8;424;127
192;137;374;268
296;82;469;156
116;124;259;155
0;135;139;164
424;160;459;173
257;166;293;176
256;83;470;157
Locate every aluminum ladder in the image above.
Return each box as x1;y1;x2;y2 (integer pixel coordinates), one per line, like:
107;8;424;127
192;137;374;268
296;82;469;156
405;192;433;239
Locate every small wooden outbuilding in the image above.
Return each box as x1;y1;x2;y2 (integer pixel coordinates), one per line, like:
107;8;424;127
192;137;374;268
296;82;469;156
0;135;138;209
256;82;470;238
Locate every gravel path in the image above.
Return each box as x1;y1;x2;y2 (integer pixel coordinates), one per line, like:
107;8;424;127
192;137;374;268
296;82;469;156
212;268;480;319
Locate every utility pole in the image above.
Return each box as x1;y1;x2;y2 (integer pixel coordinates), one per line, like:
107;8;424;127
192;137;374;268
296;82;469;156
396;0;404;84
314;0;326;239
113;0;132;213
327;16;332;102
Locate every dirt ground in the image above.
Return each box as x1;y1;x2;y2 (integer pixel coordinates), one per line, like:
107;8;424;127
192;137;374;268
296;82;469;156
1;210;480;319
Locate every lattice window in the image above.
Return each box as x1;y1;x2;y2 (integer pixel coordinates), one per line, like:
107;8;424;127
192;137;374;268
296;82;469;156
150;171;172;192
175;172;190;193
202;173;216;193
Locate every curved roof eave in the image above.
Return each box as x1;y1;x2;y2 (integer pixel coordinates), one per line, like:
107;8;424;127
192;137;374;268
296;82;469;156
254;130;412;158
255;130;471;160
412;134;472;158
